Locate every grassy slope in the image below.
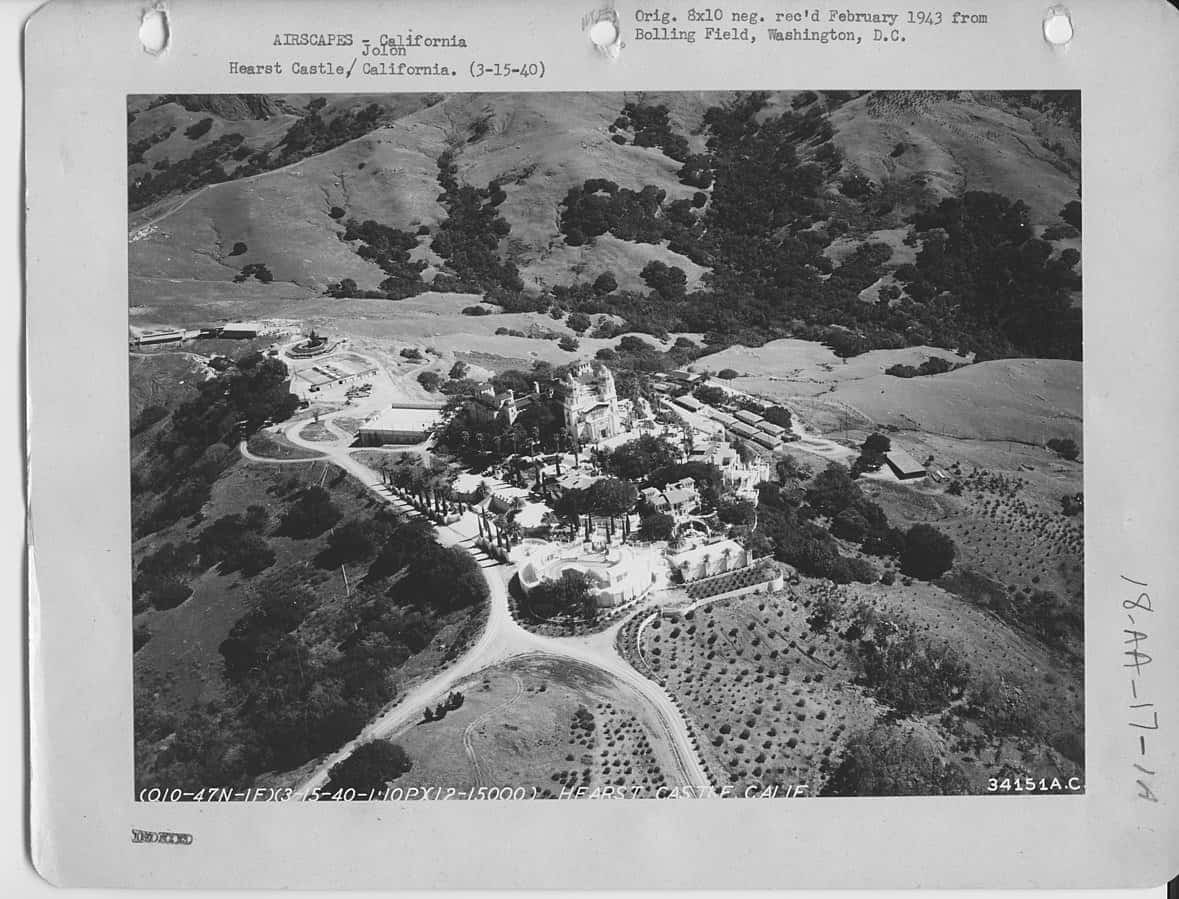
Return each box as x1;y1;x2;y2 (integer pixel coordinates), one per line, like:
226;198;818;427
826;359;1082;446
132;458;381;714
128;352;205;421
645;577;1082;794
831;92;1080;226
706;340;1080;448
128;91;1082;372
693;338;967;389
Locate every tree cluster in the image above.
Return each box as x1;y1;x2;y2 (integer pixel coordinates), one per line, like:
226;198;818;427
430;154;523;295
602;434;680;480
559;179;670;247
611;102;690;161
128;131;248;210
326;218;427;300
276;486;343;538
196;506;275;576
133;353;299;538
322;741;412;796
885;356;963;378
527;568;598;622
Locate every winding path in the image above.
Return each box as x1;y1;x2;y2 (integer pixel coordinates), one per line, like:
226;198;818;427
238;439;325;465
462;674;525;788
243;408;714;795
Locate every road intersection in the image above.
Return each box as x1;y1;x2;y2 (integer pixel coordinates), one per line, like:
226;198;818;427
244;408;715;795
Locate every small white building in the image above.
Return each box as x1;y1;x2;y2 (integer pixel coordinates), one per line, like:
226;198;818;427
690;438;769;500
666;537;749;582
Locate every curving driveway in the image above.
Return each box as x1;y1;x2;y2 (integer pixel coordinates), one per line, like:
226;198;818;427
243;409;714;795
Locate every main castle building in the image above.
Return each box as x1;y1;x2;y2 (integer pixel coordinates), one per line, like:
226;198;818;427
562;361;622;444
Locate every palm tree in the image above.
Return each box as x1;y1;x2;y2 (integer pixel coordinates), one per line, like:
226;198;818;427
721;546;732;573
498;514;521;548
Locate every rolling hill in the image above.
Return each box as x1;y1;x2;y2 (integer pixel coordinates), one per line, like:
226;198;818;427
127;90;1082;364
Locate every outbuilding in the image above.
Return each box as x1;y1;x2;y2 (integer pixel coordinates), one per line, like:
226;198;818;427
218;322;263;339
357;406;442;446
884;448;927;480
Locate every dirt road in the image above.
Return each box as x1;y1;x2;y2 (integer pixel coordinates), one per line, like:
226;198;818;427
256;408;715;796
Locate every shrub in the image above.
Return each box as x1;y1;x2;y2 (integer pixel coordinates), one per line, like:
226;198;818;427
233;262;273;284
839;173;874;198
227;241;248;257
640;260;687;300
899;524;956;580
150;578;193;610
184;117;214;140
322;741;412;795
324;520;377;565
638;512;675;542
566;312;591;334
593;271;618;295
717;368;739;380
278;487;342;538
1047;437;1080;461
823;723;971;796
1060;200;1082;232
132;405;170;434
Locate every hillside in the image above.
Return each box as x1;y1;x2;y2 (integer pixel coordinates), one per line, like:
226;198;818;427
128;90;1082;363
827;358;1082;445
830;91;1080;226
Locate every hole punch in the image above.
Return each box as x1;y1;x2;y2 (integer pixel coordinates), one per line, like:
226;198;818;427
587;8;621;59
139;6;170;56
1043;6;1073;47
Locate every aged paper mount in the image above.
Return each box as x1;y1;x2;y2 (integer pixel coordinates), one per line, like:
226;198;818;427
24;0;1179;889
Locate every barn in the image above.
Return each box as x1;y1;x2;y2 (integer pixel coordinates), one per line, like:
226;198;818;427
884;449;926;480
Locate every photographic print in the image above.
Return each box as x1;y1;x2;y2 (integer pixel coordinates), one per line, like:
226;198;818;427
128;90;1083;801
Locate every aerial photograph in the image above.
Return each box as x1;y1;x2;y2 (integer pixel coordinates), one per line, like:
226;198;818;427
128;90;1083;799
